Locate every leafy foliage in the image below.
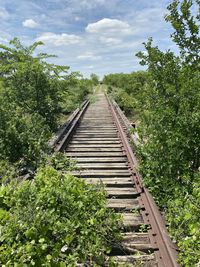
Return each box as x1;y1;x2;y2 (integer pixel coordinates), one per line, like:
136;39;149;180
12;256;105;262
0;38;119;267
104;1;200;266
0;160;16;184
167;173;200;266
0;93;50;167
0;38;93;169
165;0;200;64
42;152;76;172
0;166;121;266
136;39;200;204
59;72;93;114
0;38;65;131
103;71;150;116
90;73;99;86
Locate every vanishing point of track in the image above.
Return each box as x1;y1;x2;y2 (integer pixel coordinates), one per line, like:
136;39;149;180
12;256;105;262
54;93;179;266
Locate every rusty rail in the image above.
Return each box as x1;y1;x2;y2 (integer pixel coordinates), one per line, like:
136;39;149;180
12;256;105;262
111;98;140;146
107;95;179;267
52;92;179;266
53;100;89;151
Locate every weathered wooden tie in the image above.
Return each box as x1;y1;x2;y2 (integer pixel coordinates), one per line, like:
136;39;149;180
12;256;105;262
64;94;159;265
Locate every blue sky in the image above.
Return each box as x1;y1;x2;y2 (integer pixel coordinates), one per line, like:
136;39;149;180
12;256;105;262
0;0;176;78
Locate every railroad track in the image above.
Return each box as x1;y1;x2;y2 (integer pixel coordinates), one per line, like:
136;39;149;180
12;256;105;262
54;93;179;266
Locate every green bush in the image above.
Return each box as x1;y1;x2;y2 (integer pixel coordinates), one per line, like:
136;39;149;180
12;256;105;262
103;1;200;265
42;152;76;172
59;74;93;114
0;102;50;166
103;71;150;116
0;38;93;170
0;166;121;266
167;174;200;266
0;160;16;185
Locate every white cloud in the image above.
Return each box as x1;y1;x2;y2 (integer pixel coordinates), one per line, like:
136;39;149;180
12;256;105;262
0;0;176;79
0;37;9;43
99;37;121;45
126;7;167;36
86;18;132;35
75;16;81;21
80;0;106;9
23;19;38;28
77;52;101;60
135;7;165;24
0;7;9;19
86;65;94;69
36;32;82;46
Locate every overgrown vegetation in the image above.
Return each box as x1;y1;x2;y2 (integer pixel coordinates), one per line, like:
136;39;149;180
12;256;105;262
104;71;150;119
104;0;200;266
0;39;122;266
0;165;121;266
0;38;94;172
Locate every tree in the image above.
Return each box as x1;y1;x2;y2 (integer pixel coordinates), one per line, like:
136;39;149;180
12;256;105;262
104;1;200;265
0;38;67;131
135;0;200;199
104;71;150;115
90;73;99;86
135;1;200;265
165;0;200;65
0;38;92;168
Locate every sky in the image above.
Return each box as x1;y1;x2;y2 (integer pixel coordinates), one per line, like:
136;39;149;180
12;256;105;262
0;0;177;78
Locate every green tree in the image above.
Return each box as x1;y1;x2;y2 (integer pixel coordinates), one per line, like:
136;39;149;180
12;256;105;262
59;72;93;113
90;73;99;86
135;1;200;265
104;71;150;116
0;38;67;131
0;38;92;168
165;0;200;65
104;1;200;265
136;0;200;203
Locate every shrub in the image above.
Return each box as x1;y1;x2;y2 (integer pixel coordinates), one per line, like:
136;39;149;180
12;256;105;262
103;1;200;265
0;102;50;166
0;166;121;266
0;38;93;170
167;173;200;266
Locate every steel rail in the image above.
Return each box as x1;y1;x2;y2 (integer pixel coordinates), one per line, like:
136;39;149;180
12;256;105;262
111;98;140;146
107;95;179;267
54;100;90;151
50;100;88;148
51;92;179;266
